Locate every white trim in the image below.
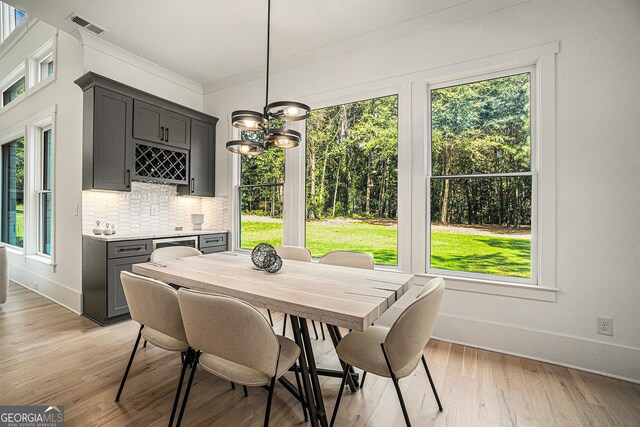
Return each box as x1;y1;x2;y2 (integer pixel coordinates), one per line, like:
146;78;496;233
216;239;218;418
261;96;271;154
28;35;56;89
9;274;81;315
434;313;640;384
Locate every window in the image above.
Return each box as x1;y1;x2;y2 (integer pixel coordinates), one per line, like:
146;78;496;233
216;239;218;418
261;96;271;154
0;2;27;43
39;54;54;81
38;128;53;256
30;39;55;86
2;76;25;106
1;137;25;248
305;95;398;265
238;130;285;249
428;69;535;281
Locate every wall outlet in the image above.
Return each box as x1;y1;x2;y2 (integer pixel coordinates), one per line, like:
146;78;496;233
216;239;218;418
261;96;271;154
597;317;613;336
150;205;159;216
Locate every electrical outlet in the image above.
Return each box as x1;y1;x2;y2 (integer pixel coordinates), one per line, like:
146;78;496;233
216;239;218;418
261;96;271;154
597;317;613;336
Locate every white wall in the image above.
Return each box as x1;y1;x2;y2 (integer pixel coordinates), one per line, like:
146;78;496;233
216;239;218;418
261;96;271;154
203;0;640;382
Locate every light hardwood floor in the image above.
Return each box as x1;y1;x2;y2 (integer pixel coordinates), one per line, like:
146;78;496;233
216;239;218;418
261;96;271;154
1;282;639;426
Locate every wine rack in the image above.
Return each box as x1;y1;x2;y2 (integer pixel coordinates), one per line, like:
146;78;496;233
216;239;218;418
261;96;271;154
134;143;187;184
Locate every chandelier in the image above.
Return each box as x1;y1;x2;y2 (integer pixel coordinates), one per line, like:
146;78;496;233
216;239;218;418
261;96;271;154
226;0;310;156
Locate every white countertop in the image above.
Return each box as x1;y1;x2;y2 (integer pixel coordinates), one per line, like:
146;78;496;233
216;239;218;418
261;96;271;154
83;229;228;242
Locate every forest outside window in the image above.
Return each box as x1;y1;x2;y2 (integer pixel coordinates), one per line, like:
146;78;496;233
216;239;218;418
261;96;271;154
238;129;285;250
428;69;535;282
305;95;398;265
1;137;25;248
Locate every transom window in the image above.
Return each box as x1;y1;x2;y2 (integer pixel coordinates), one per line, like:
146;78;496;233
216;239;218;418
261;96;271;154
2;76;25;106
428;69;535;282
0;2;27;43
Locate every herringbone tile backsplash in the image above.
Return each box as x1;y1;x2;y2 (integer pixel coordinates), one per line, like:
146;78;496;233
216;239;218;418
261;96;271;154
82;182;229;233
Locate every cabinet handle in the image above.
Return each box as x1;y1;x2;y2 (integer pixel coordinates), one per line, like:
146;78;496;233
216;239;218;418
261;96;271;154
205;238;222;244
165;128;169;141
160;126;165;141
126;169;131;188
191;177;195;193
117;246;144;253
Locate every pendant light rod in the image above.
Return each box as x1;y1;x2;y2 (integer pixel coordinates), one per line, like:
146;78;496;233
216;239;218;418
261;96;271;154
264;0;271;113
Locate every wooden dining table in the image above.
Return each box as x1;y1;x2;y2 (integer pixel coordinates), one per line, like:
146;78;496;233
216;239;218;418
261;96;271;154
132;251;415;427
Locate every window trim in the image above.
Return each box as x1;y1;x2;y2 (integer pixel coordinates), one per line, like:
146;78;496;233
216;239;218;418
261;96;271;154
0;62;26;108
426;65;538;285
29;37;56;89
0;134;25;251
36;125;53;258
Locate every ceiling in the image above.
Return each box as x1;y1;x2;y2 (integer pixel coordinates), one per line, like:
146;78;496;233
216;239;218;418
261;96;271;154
9;0;468;85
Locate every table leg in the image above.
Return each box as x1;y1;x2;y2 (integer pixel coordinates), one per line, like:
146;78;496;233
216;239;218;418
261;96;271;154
291;315;329;427
327;324;360;391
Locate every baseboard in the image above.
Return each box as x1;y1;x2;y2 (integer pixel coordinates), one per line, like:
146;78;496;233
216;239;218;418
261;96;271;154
433;313;640;384
8;266;82;314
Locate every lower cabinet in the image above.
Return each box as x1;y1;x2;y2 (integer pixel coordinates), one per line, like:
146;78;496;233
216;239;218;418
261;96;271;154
82;233;229;326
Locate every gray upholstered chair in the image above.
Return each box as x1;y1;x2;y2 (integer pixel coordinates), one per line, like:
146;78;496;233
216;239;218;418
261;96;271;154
117;271;190;426
0;246;7;304
330;278;445;427
274;246;322;338
150;246;202;263
319;250;375;270
175;289;305;427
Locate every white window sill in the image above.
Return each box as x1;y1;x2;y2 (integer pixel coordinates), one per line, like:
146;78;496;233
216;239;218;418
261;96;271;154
3;245;24;256
25;254;56;269
417;273;558;302
0;73;56;118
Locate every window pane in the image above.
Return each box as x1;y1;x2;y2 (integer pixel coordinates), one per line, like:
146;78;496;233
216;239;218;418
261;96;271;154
2;138;25;248
14;9;26;26
41;193;52;255
430;176;532;278
43;129;52;189
240;130;284;185
40;58;54;81
239;185;283;250
2;76;25;106
431;73;531;176
305;95;398;265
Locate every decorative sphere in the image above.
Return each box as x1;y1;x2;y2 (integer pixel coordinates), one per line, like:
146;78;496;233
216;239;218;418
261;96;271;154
263;253;283;274
251;243;276;269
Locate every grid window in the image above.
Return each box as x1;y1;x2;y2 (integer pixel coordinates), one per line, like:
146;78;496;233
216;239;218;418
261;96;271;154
428;70;535;280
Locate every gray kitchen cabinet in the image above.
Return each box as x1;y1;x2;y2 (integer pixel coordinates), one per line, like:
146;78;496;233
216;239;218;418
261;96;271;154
179;119;215;197
107;255;150;317
75;72;217;192
133;99;191;150
81;87;133;191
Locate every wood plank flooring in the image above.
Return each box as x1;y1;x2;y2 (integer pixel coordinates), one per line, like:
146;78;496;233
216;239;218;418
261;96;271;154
1;282;639;426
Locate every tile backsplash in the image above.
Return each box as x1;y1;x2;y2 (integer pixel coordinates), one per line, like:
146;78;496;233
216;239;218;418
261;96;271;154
82;181;229;233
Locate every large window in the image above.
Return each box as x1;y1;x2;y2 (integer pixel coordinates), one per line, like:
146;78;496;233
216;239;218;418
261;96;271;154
38;128;53;256
428;70;534;281
238;130;285;249
2;137;25;248
305;95;398;265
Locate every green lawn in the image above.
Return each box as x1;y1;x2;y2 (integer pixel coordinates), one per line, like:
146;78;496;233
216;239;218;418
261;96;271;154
240;219;531;277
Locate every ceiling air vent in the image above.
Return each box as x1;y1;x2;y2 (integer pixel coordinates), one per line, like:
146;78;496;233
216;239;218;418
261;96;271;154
67;13;106;35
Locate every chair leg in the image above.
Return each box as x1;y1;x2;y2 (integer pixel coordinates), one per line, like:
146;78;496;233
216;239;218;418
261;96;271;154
360;371;368;388
243;385;249;397
176;351;200;427
264;376;277;427
382;344;412;427
330;363;350;427
292;363;308;421
143;340;147;348
267;309;274;326
422;355;443;412
282;314;288;336
320;322;325;340
231;382;236;390
115;324;144;402
169;347;191;427
311;320;319;340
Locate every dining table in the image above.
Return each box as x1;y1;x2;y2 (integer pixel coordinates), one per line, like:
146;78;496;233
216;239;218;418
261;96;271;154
132;251;415;427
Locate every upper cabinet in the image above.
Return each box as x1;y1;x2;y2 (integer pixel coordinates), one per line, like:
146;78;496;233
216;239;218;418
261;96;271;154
133;100;191;150
75;72;218;195
178;119;215;197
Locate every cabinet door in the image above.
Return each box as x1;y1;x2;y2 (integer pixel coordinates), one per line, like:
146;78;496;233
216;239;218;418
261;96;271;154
164;110;191;149
93;88;132;191
133;100;165;144
179;119;215;196
106;255;150;318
